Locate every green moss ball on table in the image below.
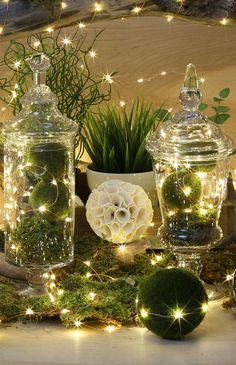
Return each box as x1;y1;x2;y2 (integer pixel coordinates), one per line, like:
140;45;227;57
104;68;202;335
161;170;202;209
137;268;208;340
27;142;68;179
30;180;70;221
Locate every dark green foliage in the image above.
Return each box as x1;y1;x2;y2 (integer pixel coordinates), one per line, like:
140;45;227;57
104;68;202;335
27;142;68;180
161;170;202;209
0;281;21;319
138;268;207;340
9;216;70;265
81;99;171;173
30;181;70;221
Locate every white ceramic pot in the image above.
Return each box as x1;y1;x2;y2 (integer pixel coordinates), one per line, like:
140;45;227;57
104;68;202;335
86;165;157;206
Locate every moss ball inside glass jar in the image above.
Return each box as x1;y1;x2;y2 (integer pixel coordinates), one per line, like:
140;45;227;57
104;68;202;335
161;170;202;209
27;142;68;180
30;180;70;221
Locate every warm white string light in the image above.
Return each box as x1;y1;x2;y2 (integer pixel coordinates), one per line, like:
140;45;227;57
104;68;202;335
220;18;228;26
61;2;67;9
89;50;97;59
62;37;72;45
26;308;34;315
167;15;174;22
132;6;142;15
78;22;86;29
94;2;103;13
13;60;21;69
173;309;184;320
0;3;232;333
118;244;126;253
119;100;126;107
105;325;116;333
46;26;54;33
103;73;113;84
74;320;82;327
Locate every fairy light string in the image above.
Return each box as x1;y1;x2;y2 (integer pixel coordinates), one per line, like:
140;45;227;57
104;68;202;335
0;0;235;334
0;240;235;333
0;1;233;42
0;2;232;117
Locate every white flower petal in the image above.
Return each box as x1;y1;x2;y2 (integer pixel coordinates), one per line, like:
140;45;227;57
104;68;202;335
98;192;111;205
86;179;153;243
99;179;120;194
129;205;139;219
136;208;149;225
126;232;135;243
115;208;131;224
104;206;116;224
92;218;103;229
123;221;135;234
120;182;137;194
94;206;105;217
133;224;148;239
120;191;133;207
102;225;112;241
111;193;123;208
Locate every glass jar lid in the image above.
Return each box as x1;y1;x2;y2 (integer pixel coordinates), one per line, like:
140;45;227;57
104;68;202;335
145;64;233;164
4;54;78;137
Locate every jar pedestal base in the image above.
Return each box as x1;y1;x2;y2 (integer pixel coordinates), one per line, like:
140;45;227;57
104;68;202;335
19;268;49;296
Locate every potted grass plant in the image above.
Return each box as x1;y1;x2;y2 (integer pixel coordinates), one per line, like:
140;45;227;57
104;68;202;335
80;99;170;205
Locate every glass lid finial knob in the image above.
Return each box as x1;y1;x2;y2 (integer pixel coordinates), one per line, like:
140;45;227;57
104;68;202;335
29;53;51;73
179;63;202;111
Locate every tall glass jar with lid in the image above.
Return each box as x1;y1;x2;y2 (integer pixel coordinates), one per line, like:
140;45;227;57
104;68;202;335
146;64;233;287
4;54;77;295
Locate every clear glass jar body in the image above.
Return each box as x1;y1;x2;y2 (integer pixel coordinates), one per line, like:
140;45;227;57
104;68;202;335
154;157;230;256
4;133;75;270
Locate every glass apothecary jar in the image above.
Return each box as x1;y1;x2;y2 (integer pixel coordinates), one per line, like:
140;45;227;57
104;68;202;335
3;54;77;294
146;64;233;275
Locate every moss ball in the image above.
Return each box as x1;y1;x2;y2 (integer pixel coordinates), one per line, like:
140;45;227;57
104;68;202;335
138;268;207;340
161;170;202;209
27;142;68;180
30;180;70;221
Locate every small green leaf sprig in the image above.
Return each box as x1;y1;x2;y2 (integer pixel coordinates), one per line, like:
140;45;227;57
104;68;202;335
199;88;231;124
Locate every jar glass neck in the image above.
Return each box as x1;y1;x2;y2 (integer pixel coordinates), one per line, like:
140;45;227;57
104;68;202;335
34;71;46;86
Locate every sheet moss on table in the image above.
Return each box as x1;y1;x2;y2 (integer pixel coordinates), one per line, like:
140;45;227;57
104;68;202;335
0;233;235;326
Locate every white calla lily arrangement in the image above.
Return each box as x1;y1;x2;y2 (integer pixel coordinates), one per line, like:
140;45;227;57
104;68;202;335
86;180;153;243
